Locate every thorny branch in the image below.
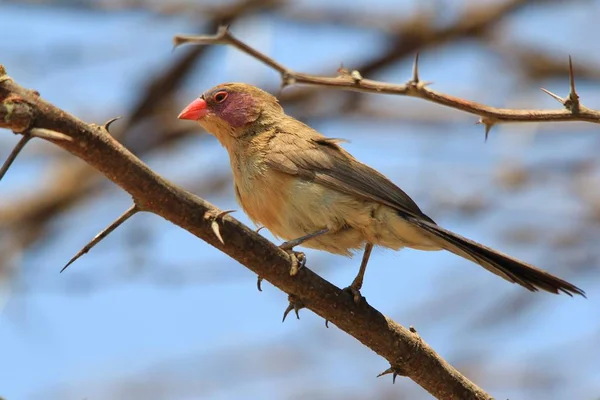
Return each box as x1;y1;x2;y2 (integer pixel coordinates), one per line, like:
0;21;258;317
0;66;492;399
0;0;567;266
3;9;594;399
174;26;600;138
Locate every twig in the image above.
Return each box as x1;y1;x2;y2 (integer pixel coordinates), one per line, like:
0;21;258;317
174;27;600;135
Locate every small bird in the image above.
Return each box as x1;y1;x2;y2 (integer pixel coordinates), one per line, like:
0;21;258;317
178;82;585;302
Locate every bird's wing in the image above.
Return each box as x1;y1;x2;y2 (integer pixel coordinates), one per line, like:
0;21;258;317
264;126;435;224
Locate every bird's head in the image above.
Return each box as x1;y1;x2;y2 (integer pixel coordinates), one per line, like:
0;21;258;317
178;83;283;147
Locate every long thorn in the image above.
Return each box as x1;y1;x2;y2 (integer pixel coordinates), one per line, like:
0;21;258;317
484;122;493;142
60;204;140;272
540;87;565;105
567;55;580;112
412;53;420;83
29;128;72;142
0;133;31;182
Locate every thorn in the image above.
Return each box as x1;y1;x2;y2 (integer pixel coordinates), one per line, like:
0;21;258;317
0;133;31;182
566;55;580;113
540;87;565;105
377;367;398;384
104;116;122;133
211;221;224;245
409;325;418;334
60;204;139;273
377;366;406;384
257;276;263;292
216;209;236;219
325;319;329;328
337;62;348;76
255;226;265;233
208;209;235;245
282;295;304;322
412;52;420;83
29;128;72;142
484;123;492;142
476;118;495;141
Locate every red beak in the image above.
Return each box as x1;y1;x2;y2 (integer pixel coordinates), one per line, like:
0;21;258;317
178;98;208;120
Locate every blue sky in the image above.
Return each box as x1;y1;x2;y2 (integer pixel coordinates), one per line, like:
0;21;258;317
1;1;599;399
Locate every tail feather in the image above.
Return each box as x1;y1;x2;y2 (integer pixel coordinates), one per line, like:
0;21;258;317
410;218;586;297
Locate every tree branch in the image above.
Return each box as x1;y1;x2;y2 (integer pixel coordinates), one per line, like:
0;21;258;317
0;67;492;399
174;26;600;136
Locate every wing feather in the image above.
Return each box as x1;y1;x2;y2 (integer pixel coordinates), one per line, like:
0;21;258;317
263;124;435;224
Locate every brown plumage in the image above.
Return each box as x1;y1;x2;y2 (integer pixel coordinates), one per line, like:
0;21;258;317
178;82;585;300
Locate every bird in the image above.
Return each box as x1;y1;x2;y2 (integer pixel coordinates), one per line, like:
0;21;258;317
178;82;585;302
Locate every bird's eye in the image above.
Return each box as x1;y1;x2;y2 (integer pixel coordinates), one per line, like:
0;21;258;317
213;91;228;103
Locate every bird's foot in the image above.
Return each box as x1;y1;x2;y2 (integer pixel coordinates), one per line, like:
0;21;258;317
278;244;306;276
282;294;305;322
342;284;365;305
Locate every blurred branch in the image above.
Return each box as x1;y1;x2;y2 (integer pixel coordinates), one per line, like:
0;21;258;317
175;27;600;138
0;0;283;256
336;0;558;77
496;43;600;82
0;67;492;400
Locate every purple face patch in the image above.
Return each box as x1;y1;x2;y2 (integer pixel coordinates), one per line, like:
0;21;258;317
207;90;259;128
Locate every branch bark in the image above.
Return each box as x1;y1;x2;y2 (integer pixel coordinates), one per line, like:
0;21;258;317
174;27;600;133
0;68;492;399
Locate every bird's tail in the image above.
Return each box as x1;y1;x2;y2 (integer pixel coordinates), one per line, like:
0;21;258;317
410;218;586;297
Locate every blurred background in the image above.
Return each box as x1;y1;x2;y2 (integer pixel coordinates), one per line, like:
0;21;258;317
1;0;600;399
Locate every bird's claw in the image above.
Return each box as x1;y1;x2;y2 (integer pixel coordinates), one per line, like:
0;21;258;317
279;247;306;276
342;285;364;305
282;294;305;322
289;251;306;276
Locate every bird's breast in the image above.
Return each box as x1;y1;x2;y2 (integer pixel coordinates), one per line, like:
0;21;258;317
231;153;291;235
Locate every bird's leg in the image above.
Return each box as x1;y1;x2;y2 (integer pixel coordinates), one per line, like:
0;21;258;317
279;228;329;276
279;228;330;250
344;243;374;304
